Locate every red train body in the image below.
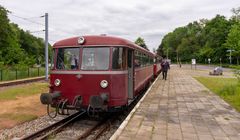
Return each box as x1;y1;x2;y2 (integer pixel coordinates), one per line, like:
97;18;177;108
40;35;161;116
153;55;162;77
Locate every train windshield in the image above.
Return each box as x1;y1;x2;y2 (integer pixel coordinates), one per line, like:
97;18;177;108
56;48;80;70
81;47;109;70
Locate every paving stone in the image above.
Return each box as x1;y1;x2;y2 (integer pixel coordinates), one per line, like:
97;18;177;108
117;135;132;140
134;134;152;140
152;134;167;140
182;132;198;140
120;129;137;137
198;134;214;140
112;66;240;140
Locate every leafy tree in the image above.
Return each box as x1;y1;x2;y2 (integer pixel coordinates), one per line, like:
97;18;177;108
224;23;240;64
200;15;231;63
231;7;240;21
135;37;149;50
158;14;234;64
0;5;51;67
0;6;25;65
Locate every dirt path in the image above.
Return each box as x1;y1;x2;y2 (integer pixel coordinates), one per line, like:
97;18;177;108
0;87;47;130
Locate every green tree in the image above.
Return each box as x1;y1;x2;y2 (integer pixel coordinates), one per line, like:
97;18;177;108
224;23;240;64
135;37;149;50
0;6;25;65
0;5;51;67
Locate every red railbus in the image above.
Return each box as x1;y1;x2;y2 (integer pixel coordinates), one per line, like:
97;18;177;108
40;35;155;117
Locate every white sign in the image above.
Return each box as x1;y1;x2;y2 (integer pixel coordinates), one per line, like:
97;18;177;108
192;59;196;65
208;58;211;62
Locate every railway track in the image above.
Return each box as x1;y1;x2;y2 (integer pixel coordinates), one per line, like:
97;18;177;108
20;83;148;140
0;76;45;87
21;111;86;140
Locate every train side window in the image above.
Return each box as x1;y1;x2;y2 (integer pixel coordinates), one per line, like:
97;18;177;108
134;51;141;68
56;48;80;70
50;49;55;69
142;53;145;67
112;47;127;70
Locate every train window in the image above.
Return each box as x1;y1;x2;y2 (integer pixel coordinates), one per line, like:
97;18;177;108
142;53;146;67
50;49;55;69
112;47;127;70
134;51;141;68
151;58;154;64
81;47;110;70
56;48;80;70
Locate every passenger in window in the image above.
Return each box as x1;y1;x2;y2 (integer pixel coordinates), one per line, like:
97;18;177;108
134;59;140;67
71;54;78;69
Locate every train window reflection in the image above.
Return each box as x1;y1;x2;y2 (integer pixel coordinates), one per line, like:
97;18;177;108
81;48;109;70
56;48;80;70
112;47;127;70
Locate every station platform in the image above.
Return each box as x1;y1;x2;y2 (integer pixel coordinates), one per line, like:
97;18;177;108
111;65;240;140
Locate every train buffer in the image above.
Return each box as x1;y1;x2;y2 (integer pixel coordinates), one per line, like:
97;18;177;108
110;66;240;140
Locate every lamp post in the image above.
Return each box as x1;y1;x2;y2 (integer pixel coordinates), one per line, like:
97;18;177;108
227;49;235;65
167;48;169;60
44;13;48;81
220;58;222;67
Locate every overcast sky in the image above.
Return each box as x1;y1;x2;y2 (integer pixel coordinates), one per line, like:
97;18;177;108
1;0;240;52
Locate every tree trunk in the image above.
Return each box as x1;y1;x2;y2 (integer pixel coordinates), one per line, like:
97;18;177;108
237;57;239;65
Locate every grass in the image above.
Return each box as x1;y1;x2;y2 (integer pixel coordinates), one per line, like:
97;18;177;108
225;65;240;70
195;77;240;112
0;113;38;123
0;82;48;100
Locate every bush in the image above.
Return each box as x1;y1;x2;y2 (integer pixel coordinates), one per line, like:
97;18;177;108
0;62;4;69
13;61;28;70
235;70;240;83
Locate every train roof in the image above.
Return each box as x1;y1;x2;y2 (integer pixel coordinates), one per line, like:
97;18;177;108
53;35;154;56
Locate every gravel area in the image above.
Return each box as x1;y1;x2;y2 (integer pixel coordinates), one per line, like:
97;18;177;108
0;111;127;140
53;114;127;140
0;112;68;140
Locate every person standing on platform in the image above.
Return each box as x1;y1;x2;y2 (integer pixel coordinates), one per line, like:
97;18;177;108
161;58;170;80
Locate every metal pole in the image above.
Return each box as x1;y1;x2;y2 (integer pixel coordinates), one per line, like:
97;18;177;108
0;70;2;81
167;48;169;60
45;13;48;81
230;50;232;65
16;69;17;80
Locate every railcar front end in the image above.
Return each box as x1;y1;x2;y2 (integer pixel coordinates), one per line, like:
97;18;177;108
40;36;154;117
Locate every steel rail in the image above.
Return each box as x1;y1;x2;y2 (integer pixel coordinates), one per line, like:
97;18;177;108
91;120;111;140
21;111;86;140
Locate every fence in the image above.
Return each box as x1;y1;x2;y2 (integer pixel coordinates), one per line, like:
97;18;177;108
0;67;45;81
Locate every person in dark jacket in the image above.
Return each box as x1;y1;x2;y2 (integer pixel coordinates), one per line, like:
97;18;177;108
161;59;170;80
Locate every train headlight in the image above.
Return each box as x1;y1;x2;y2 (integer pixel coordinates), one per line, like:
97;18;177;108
100;80;108;88
54;79;61;86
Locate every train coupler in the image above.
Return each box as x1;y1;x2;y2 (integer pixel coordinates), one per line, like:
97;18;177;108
40;91;61;105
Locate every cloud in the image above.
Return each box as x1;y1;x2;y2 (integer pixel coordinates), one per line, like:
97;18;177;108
1;0;240;51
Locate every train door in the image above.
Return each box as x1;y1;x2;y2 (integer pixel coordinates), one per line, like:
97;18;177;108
128;49;134;99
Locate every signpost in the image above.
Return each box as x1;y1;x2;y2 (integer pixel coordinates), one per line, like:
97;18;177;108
208;58;211;69
227;49;234;64
220;58;222;67
191;59;196;69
